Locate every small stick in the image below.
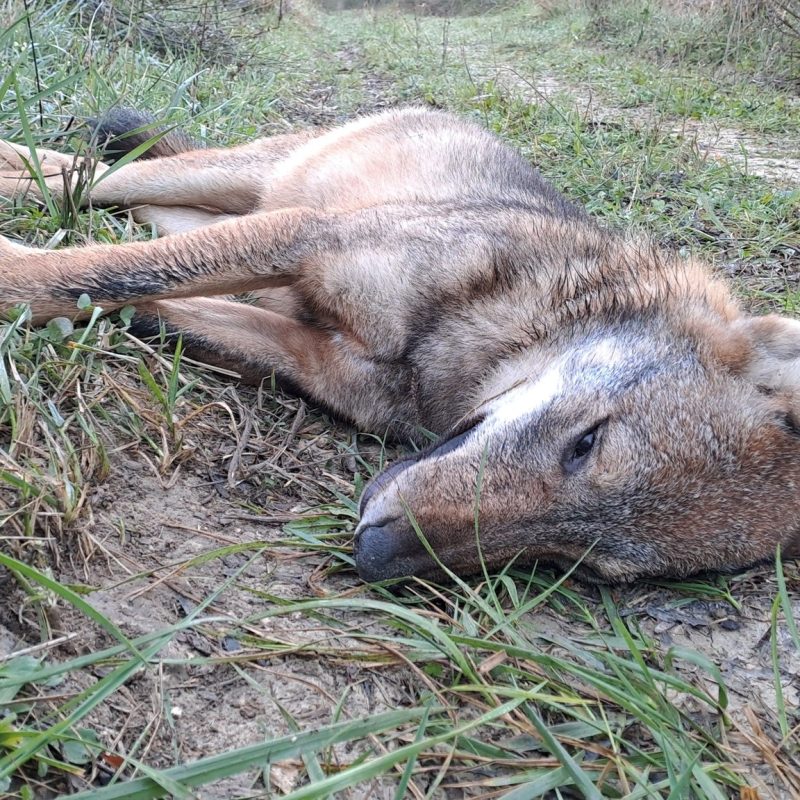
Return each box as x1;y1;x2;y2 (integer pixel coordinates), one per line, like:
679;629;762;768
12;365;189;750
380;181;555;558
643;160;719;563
0;631;79;662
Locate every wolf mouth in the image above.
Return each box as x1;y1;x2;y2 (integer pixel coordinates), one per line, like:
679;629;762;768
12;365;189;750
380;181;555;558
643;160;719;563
357;415;485;515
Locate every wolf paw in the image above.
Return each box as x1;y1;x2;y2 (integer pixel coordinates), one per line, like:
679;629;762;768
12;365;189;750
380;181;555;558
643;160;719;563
0;139;80;176
0;140;28;172
0;235;33;265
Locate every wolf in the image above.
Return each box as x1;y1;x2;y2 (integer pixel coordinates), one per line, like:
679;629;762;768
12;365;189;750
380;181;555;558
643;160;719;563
1;107;799;583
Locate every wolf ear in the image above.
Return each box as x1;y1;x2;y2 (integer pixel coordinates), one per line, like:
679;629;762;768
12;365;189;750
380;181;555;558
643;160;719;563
729;315;800;558
731;314;800;412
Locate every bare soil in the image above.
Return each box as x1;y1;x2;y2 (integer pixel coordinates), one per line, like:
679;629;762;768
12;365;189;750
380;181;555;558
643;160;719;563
1;389;420;797
483;62;800;185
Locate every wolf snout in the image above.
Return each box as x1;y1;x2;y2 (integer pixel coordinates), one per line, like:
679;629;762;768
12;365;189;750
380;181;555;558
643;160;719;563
355;520;409;582
358;457;418;514
356;460;424;580
354;518;437;582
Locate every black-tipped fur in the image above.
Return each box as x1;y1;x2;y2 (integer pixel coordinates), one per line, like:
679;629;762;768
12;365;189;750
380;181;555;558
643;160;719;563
89;108;199;162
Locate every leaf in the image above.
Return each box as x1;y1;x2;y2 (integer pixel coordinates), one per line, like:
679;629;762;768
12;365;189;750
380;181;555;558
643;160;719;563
46;399;65;428
60;728;103;766
118;306;136;327
0;716;23;749
0;658;43;704
0;555;148;666
45;317;74;341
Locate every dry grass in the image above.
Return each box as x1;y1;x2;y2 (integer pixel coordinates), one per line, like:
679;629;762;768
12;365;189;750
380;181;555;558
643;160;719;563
579;0;800;87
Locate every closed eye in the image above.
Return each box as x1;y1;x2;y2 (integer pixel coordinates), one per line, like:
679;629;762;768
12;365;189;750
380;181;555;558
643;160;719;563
562;421;606;474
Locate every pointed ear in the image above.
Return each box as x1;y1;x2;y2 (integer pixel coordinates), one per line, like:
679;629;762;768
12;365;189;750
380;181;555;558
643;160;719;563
726;315;800;439
728;315;800;559
731;315;800;398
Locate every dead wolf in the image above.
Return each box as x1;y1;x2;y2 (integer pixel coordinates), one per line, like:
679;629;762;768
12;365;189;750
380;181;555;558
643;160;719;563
1;107;799;583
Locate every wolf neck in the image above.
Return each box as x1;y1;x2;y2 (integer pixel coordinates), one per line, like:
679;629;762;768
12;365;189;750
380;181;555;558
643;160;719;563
467;255;741;429
411;222;741;434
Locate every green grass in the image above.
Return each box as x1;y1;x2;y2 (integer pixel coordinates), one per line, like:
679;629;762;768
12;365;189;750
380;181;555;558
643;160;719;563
1;0;799;797
534;2;800;132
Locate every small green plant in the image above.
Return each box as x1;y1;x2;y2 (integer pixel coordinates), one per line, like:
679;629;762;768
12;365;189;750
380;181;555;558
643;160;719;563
0;656;103;794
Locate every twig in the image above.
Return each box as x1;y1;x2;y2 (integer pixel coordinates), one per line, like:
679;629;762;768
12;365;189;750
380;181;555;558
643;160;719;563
0;632;80;663
22;0;44;127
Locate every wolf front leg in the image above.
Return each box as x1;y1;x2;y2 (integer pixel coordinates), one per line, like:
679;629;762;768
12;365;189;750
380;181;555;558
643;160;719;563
0;208;322;324
133;297;418;433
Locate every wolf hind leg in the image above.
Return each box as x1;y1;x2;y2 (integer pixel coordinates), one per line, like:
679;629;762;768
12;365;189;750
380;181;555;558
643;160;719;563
1;121;318;233
82;116;318;216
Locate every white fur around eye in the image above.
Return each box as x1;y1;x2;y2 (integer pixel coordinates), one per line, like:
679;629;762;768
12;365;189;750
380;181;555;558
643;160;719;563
486;337;625;427
586;337;623;368
490;362;565;425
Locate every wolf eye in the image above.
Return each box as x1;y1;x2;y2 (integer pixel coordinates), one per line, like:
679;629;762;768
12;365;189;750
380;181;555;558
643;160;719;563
563;423;603;474
573;431;596;458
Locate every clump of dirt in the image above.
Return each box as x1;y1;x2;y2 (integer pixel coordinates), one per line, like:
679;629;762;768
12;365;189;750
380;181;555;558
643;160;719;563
623;578;800;795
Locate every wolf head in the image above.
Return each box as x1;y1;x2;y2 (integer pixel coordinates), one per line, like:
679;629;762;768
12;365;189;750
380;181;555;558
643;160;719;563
354;314;800;583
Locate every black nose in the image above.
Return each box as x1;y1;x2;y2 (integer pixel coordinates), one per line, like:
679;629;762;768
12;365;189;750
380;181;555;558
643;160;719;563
354;524;404;582
354;521;440;583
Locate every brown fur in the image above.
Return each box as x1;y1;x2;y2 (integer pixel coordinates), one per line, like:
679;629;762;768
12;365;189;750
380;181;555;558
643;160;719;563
1;108;799;583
